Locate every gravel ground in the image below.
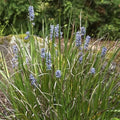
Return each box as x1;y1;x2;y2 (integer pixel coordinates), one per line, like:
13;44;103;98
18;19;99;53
0;38;12;119
0;90;12;119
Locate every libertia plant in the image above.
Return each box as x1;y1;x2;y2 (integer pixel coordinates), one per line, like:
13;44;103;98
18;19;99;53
0;5;120;120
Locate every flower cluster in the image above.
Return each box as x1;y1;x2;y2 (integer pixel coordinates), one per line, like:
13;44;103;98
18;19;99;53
79;55;83;63
28;6;34;21
24;31;30;40
90;67;95;74
84;35;91;50
75;31;81;47
55;24;59;38
41;48;45;59
79;52;83;63
55;70;61;78
101;47;107;57
55;24;63;38
40;48;52;70
12;44;18;54
46;52;52;70
50;25;54;40
11;45;18;68
29;73;36;86
32;22;35;26
75;28;109;75
75;27;90;50
50;24;63;40
81;27;86;36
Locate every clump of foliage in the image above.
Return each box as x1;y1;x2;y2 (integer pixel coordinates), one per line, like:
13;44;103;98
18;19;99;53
0;6;120;119
63;0;120;39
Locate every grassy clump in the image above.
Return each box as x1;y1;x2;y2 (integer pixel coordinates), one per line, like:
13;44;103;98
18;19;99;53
0;6;120;120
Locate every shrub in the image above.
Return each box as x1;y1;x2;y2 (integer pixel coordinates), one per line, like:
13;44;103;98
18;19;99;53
0;0;120;39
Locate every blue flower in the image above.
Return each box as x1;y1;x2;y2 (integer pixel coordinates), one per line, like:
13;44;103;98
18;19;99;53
32;22;35;26
55;24;63;38
26;31;30;35
46;62;52;70
56;70;61;78
31;79;36;86
29;73;35;81
84;35;91;49
46;52;52;70
41;48;45;58
60;31;63;38
101;47;107;57
29;73;36;86
76;31;81;47
11;56;18;68
46;59;52;64
24;31;30;39
12;45;18;54
46;52;51;61
11;45;18;68
90;67;95;74
24;35;29;40
55;24;59;38
28;6;34;21
11;59;17;68
50;25;55;40
85;35;91;43
81;27;86;36
79;55;83;63
50;24;63;40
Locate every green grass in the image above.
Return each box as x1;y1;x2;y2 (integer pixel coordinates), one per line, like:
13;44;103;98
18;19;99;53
0;9;120;120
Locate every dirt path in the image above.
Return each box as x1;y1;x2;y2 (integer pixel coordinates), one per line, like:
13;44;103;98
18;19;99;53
0;90;11;119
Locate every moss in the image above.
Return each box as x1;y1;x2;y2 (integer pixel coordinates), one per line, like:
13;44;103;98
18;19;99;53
0;35;12;44
0;38;3;44
0;34;43;44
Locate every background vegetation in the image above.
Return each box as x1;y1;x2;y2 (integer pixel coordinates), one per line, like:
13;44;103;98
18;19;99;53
0;0;120;39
